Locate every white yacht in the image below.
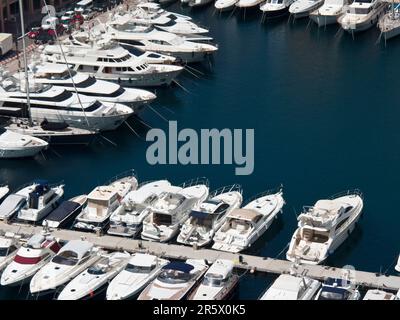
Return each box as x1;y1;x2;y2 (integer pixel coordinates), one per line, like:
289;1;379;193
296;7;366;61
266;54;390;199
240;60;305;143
138;259;208;300
99;17;218;63
43;37;183;87
126;6;209;35
286;190;364;265
135;2;192;22
0;185;9;202
315;278;361;300
74;171;138;233
215;0;239;11
259;275;321;300
15;61;157;112
66;32;178;65
0;128;48;159
289;0;324;18
310;0;349;26
0;78;133;132
30;240;101;295
141;179;209;242
363;289;399;300
177;185;243;248
212;188;285;253
0;233;62;286
0;234;20;273
0;187;29;221
236;0;265;8
17;180;65;223
260;0;295;19
338;0;387;33
189;259;239;300
106;253;169;300
108;180;172;237
378;3;400;41
57;251;130;300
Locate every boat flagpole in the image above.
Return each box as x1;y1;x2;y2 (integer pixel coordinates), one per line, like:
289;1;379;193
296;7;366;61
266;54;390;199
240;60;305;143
18;0;33;126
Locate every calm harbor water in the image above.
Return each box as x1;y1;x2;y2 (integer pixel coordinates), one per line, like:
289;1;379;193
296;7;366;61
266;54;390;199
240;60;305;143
1;3;400;299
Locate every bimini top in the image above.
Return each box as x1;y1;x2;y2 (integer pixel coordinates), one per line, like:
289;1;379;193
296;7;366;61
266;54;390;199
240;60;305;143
129;253;157;267
26;234;46;249
227;208;260;222
162;262;194;273
58;240;93;259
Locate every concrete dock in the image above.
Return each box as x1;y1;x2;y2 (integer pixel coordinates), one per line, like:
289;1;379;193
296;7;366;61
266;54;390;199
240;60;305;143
1;221;400;292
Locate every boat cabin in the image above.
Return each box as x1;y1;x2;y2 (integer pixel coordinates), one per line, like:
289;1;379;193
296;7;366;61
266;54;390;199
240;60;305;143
188;200;230;228
125;253;158;273
221;209;262;234
28;181;57;210
0;237;18;258
83;186;121;220
202;260;234;287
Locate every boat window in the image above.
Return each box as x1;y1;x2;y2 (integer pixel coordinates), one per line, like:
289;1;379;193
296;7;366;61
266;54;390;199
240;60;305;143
161;20;177;27
153;212;172;225
214;203;230;215
157;269;193;284
344;206;353;213
52;250;79;266
202;274;225;287
14;255;42;265
25;90;73;102
0;245;17;257
318;288;348;300
88;265;107;275
125;263;154;273
334;217;350;231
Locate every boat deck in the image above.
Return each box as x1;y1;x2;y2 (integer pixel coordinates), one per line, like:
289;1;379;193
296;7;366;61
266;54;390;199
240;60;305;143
1;221;399;291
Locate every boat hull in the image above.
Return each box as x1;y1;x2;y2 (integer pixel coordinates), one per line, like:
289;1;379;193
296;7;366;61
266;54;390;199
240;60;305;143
261;8;289;19
309;13;339;27
0;145;46;159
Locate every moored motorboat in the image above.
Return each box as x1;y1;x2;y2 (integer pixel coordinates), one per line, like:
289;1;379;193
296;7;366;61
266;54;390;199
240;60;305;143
338;0;387;33
42;195;87;229
141;178;209;242
363;289;399;300
286;190;363;265
106;253;169;300
314;277;361;300
17;180;65;223
259;274;321;300
289;0;324;18
0;233;61;286
177;185;243;248
0;128;48;159
260;0;295;19
108;180;172;238
57;251;130;300
212;187;285;253
309;0;348;26
30;240;101;295
137;259;208;300
188;259;239;300
378;3;400;41
0;233;20;274
74;171;138;233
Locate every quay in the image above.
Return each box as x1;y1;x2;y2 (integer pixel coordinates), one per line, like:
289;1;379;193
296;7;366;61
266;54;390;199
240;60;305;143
1;221;400;292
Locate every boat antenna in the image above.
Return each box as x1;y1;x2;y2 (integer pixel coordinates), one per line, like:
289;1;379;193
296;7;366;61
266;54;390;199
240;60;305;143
42;0;91;130
18;0;33;126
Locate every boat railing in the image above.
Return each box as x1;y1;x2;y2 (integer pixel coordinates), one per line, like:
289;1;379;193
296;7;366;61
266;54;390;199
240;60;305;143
13;180;64;192
244;184;284;206
105;169;138;185
329;189;363;200
209;184;243;198
180;177;209;189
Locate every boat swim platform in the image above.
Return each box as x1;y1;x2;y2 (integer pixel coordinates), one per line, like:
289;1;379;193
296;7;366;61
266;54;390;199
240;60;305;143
1;221;400;292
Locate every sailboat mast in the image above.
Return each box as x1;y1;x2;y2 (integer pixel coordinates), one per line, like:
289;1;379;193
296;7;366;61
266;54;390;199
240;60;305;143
18;0;33;126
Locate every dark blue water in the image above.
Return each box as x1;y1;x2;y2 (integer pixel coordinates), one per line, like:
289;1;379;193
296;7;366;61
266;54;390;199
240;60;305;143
1;3;400;299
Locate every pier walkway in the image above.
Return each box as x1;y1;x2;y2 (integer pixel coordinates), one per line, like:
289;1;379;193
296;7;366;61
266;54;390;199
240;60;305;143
1;221;400;292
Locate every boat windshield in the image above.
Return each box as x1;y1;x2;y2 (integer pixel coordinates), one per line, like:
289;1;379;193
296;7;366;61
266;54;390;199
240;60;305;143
52;251;79;266
125;263;154;273
157;269;193;284
48;70;77;80
269;0;283;3
0;247;11;257
202;274;224;287
318;287;349;300
114;22;154;33
87;265;107;275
